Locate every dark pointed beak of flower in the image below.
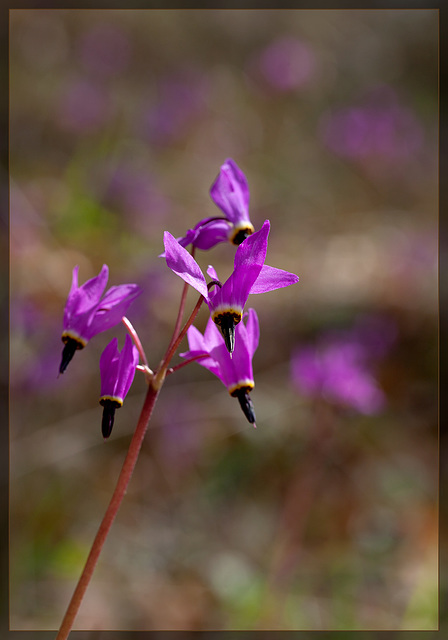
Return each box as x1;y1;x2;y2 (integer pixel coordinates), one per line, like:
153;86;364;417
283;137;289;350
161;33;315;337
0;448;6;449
100;399;121;439
219;314;236;354
59;337;84;374
233;388;256;425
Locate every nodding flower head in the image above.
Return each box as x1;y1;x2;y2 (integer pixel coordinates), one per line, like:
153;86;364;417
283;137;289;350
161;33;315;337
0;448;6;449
181;309;260;426
59;264;141;374
99;334;139;438
164;219;299;354
172;158;255;252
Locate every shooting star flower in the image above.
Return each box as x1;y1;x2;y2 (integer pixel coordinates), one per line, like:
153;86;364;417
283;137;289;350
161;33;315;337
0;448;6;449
59;264;141;374
174;158;255;251
99;334;139;438
181;309;259;425
164;219;299;353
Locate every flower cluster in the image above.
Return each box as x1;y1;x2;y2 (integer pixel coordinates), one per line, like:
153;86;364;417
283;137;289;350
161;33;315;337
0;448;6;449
60;158;299;432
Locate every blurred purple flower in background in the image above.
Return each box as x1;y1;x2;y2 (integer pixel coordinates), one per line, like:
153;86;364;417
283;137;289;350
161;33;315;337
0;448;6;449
291;315;397;414
247;36;316;92
319;86;424;161
78;23;131;78
99;161;169;234
141;67;209;145
57;77;111;133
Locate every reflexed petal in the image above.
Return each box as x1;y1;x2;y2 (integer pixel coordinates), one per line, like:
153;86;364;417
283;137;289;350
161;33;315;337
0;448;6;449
114;334;139;400
250;264;299;294
68;265;79;296
78;264;109;307
243;308;260;357
233;220;269;271
99;337;120;398
185;324;207;352
182;314;257;393
209;261;260;313
210;158;250;224
88;284;142;337
99;283;142;308
203;314;226;351
63;265;109;330
99;335;138;402
164;231;209;298
207;223;270;313
181;219;231;250
206;265;220;283
230;322;254;385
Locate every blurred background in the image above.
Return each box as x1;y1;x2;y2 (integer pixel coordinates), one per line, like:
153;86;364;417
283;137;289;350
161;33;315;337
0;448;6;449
9;8;438;631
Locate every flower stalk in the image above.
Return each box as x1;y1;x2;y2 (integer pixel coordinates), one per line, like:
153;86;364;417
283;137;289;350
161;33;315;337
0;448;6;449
56;380;161;640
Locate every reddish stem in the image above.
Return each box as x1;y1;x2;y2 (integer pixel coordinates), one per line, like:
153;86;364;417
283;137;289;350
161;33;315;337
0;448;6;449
56;283;204;638
166;246;196;354
167;353;208;375
55;381;160;639
121;316;148;367
158;294;205;375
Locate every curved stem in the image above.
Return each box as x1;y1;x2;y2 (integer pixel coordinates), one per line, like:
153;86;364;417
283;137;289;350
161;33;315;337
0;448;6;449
121;316;148;367
166;353;208;375
55;382;161;640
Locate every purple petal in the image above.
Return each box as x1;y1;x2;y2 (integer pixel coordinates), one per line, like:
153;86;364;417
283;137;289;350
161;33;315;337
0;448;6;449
243;308;260;357
88;283;142;337
208;222;271;311
178;218;231;250
210;158;249;224
114;334;139;400
184;323;207;352
68;265;79;296
234;219;270;271
64;264;109;326
210;158;250;225
77;264;109;307
250;264;299;294
164;231;209;298
99;337;120;397
182;325;226;383
206;265;219;282
229;314;257;386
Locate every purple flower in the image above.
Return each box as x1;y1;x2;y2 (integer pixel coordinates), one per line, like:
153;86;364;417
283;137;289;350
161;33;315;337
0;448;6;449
181;309;260;426
141;67;208;146
176;159;255;251
164;220;299;353
319;86;424;162
291;334;386;415
57;78;111;134
250;37;316;93
60;264;141;374
99;335;139;438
